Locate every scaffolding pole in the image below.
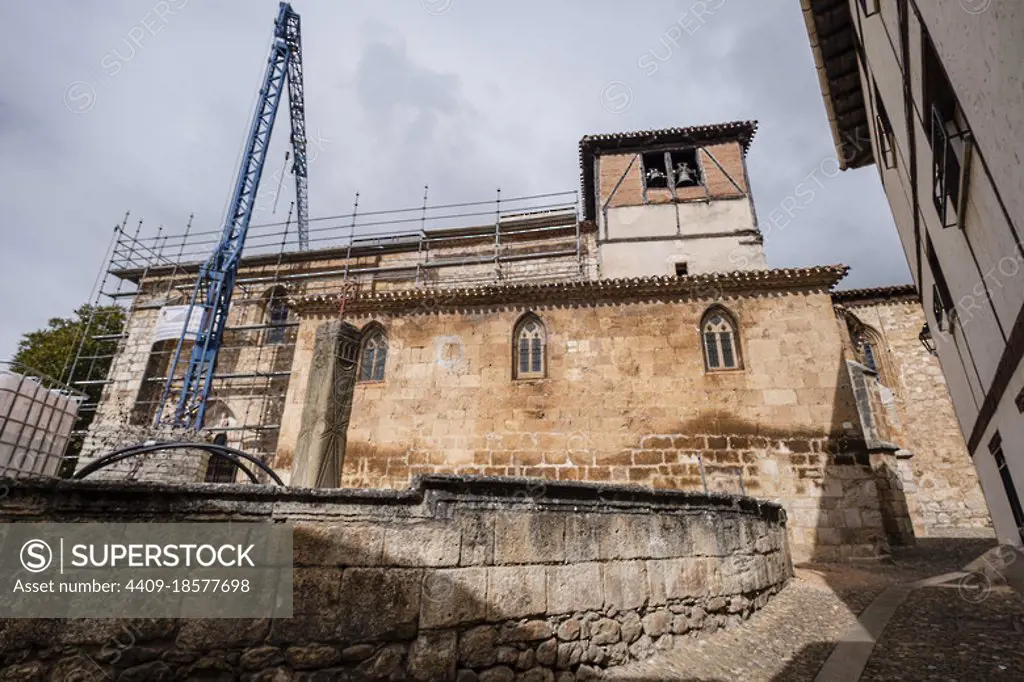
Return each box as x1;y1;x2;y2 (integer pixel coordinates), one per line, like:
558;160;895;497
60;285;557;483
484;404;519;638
67;188;588;468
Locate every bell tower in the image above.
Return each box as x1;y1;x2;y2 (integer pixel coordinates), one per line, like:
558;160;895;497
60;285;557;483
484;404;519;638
579;120;767;278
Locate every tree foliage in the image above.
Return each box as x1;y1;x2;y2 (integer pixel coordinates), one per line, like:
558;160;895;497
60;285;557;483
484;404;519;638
11;304;126;472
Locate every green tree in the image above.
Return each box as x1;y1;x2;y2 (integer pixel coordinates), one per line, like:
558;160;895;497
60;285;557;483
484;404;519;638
12;304;125;475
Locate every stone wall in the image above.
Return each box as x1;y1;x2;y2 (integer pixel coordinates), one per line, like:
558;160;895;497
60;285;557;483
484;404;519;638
283;286;907;562
75;425;212;483
329;290;857;485
0;475;791;681
839;297;992;536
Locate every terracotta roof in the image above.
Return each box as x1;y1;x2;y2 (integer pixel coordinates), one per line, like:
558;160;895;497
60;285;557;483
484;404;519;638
293;265;849;316
832;284;918;304
799;0;872;170
578;120;759;220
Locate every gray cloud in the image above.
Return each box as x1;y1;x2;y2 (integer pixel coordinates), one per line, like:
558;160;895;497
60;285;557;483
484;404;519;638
0;0;908;361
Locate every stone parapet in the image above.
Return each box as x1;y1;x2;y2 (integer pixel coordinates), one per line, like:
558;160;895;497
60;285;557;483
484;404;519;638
0;475;791;681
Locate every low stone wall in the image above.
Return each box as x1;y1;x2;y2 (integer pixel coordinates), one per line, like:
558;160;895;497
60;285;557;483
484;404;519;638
0;475;792;681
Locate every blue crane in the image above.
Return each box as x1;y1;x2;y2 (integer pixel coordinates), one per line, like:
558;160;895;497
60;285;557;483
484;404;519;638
155;2;309;430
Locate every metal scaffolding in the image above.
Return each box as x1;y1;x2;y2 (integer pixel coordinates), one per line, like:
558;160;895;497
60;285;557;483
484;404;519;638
65;189;589;466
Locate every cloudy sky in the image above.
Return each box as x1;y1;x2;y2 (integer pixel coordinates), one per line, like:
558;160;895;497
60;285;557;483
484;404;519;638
0;0;910;362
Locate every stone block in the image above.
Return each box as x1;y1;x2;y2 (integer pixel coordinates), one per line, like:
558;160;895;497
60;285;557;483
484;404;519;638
240;647;284;671
337;568;422;640
556;641;584;669
478;667;515;682
646;559;668;605
713;516;743;554
689;516;721;556
556;618;581;641
493;513;565;565
536;638;558;666
751;554;771;591
648;514;692;558
721;555;758;593
642;611;671;637
285;644;342;670
516;649;536;670
738;515;761;547
628;633;654;659
459;625;497;668
176;619;269;650
546;563;603;614
340;644;376;663
498;620;553;643
606;642;629;665
459;513;494;566
619;611;642;643
53;619;174;648
292;522;385;566
116;661;173;682
408;630;457;681
384;522;461;567
816;527;843;546
658;558;694;600
843;509;864;529
292;567;342;616
420;568;488;629
268;614;336;645
565;514;601;562
597;514;651;559
487;566;546;620
601;561;649;611
358;643;407;680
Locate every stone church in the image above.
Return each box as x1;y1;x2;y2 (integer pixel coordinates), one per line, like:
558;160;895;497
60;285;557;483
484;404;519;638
82;120;991;562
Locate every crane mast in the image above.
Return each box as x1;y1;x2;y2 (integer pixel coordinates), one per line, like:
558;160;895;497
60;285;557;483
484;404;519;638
155;2;309;430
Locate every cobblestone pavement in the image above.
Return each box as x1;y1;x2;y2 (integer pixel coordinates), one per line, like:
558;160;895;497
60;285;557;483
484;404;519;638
607;539;1019;681
860;585;1024;681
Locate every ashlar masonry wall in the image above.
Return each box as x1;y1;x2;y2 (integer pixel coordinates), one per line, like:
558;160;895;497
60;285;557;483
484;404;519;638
0;475;791;682
840;297;992;536
283;279;914;562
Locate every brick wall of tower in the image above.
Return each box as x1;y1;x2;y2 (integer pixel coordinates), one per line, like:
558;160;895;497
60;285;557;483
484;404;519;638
597;141;749;209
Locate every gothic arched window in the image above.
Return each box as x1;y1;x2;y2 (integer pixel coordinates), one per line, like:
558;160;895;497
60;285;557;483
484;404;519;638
514;314;546;380
701;307;741;371
358;327;387;382
856;325;898;390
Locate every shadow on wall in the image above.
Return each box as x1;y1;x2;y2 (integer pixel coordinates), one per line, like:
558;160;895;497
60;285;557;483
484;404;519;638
799;354;915;565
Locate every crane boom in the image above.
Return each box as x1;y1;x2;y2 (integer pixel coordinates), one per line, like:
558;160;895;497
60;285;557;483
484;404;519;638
282;7;310;250
155;2;308;430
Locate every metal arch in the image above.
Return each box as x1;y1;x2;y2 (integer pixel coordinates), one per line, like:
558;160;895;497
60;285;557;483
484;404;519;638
73;442;285;486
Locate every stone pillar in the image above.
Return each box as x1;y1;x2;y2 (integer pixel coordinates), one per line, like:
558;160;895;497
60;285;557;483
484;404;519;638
290;320;361;489
273;316;322;483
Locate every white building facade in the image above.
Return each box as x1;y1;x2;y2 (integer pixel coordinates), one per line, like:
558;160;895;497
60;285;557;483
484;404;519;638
800;0;1024;545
